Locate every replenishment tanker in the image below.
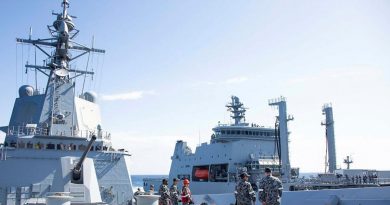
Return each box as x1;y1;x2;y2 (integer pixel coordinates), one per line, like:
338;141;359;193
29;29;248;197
145;96;390;204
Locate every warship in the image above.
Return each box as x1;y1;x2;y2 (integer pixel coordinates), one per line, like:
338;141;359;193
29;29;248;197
144;96;390;205
0;1;134;204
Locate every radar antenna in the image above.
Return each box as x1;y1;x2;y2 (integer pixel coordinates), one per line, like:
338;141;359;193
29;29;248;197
343;155;353;169
15;0;105;136
226;96;247;125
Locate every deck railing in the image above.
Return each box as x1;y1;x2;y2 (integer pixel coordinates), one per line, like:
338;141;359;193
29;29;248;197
6;125;111;140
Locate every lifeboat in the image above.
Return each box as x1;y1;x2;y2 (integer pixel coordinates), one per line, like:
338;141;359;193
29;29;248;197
194;168;209;180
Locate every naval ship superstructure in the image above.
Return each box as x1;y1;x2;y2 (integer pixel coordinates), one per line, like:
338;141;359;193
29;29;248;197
149;95;390;199
0;1;133;204
166;96;298;194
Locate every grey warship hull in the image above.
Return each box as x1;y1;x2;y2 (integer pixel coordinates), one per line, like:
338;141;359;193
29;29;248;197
0;148;133;205
0;1;134;204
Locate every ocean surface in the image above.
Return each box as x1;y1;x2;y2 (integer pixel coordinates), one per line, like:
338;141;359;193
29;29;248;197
132;175;167;190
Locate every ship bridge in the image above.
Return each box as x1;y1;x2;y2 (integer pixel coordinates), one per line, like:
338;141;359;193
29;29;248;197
210;96;275;143
211;124;275;143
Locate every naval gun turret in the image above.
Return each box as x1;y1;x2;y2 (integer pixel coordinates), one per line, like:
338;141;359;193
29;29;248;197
51;135;102;203
72;135;97;183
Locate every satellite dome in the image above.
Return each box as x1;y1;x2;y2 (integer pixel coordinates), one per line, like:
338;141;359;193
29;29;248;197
83;91;97;103
18;85;34;97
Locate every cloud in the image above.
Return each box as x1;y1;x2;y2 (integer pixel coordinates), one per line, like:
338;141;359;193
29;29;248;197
191;81;217;87
224;76;249;84
101;90;155;101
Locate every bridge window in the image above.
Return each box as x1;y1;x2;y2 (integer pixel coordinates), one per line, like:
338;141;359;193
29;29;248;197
57;144;65;150
78;144;87;151
35;143;44;149
18;141;26;148
46;143;55;150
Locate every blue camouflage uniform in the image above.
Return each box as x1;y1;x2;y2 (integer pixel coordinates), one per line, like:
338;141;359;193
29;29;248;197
235;179;256;205
259;175;282;205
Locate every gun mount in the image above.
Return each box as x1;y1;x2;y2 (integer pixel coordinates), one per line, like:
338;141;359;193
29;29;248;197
72;135;96;182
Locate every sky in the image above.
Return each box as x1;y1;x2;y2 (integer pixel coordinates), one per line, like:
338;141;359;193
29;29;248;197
0;0;389;175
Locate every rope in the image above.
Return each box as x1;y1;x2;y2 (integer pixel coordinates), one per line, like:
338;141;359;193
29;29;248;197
81;50;91;94
324;128;328;173
15;44;18;98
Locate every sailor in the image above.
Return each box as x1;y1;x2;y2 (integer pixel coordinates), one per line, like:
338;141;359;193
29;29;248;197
258;167;282;205
181;179;193;205
133;188;143;204
235;172;256;205
159;178;171;205
134;187;143;196
147;184;155;195
170;178;181;205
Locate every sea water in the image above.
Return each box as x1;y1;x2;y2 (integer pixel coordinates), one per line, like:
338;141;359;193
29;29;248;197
131;175;168;191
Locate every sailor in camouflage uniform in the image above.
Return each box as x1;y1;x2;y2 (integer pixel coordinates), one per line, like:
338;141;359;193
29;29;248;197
235;172;256;205
258;167;283;205
170;178;181;205
159;178;171;205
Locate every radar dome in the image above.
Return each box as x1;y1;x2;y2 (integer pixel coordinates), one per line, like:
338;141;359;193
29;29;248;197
83;91;97;103
19;85;34;97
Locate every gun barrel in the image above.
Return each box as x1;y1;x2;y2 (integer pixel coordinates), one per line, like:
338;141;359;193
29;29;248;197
73;135;96;175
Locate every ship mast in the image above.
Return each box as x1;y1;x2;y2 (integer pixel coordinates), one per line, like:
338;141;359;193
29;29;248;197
322;103;337;173
226;96;247;125
344;155;353;169
16;0;105;136
269;96;294;182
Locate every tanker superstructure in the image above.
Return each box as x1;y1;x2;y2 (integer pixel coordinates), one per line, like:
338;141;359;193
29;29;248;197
0;1;133;204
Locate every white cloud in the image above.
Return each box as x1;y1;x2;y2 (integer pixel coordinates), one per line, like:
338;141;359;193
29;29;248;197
101;90;155;101
224;76;248;84
191;81;217;87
